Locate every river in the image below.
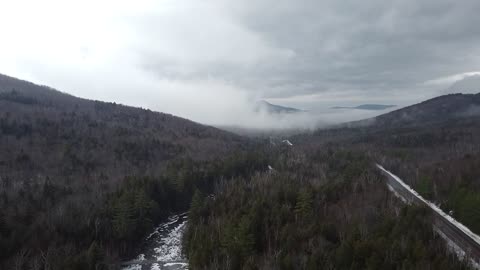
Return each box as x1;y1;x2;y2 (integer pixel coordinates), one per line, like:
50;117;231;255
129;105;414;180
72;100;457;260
122;213;189;270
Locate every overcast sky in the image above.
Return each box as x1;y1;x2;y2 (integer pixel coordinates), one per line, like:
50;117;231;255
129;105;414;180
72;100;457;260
1;0;479;128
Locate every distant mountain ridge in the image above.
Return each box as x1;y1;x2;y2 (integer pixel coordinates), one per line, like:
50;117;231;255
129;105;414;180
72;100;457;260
331;104;396;110
255;100;305;114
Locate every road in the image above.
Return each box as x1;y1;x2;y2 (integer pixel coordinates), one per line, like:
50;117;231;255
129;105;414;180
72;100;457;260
377;165;480;269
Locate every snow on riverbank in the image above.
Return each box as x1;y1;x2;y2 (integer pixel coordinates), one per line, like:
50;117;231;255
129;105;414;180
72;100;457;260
122;213;189;270
153;219;187;262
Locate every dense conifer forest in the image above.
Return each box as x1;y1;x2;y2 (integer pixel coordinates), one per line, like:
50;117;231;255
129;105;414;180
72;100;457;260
183;94;480;269
0;74;265;269
1;74;480;269
183;144;474;269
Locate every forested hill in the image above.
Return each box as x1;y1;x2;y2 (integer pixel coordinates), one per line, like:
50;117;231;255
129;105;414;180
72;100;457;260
0;73;247;175
297;93;480;146
0;74;259;269
358;93;480;128
183;93;480;270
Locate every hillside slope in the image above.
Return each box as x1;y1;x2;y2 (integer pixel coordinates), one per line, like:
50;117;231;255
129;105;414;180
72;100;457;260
295;92;480;260
183;93;479;270
0;74;255;269
368;93;480;128
0;74;246;180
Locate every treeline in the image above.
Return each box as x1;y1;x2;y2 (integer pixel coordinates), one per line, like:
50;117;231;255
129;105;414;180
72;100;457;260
184;148;470;269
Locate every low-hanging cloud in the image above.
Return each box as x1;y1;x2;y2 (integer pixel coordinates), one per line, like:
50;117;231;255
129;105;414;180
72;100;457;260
1;0;479;129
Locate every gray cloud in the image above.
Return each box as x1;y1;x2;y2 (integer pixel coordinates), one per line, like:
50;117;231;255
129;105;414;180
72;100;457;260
229;0;480;94
130;0;480;100
1;0;479;128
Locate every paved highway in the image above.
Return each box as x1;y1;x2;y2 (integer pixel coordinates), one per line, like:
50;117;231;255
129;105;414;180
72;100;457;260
377;165;480;269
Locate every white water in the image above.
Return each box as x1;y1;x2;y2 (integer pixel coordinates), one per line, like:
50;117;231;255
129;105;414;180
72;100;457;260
123;213;189;270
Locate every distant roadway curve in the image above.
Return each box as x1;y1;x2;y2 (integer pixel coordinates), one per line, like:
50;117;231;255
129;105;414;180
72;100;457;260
377;164;480;269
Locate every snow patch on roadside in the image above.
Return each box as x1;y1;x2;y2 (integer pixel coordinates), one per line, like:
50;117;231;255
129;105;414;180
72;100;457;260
387;184;408;204
435;227;480;269
377;164;480;246
378;164;480;269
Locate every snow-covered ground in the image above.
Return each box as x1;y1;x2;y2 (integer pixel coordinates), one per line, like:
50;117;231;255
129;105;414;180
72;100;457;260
377;165;480;245
282;139;293;146
123;213;189;270
386;184;408;204
435;227;480;269
378;164;480;269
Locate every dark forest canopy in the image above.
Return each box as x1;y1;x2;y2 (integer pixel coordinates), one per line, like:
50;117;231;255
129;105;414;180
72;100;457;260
184;92;480;269
0;74;261;269
1;74;479;269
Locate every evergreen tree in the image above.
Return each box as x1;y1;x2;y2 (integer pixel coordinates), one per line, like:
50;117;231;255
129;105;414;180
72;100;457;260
417;176;433;199
294;189;313;220
237;215;255;258
134;189;153;233
112;194;135;240
87;241;104;270
459;193;480;232
0;213;6;236
189;189;204;222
